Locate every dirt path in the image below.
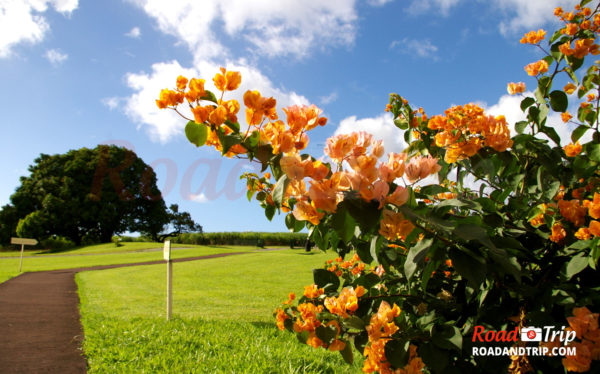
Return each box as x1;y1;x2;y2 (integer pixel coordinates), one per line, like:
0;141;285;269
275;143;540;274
0;251;249;373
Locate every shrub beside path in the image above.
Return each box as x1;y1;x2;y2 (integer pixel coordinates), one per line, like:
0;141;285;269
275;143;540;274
0;251;249;373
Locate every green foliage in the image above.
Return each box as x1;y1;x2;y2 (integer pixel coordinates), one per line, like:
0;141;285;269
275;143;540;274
9;145;170;244
174;231;308;247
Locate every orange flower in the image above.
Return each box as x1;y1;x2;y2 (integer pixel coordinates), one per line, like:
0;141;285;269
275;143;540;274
156;88;184;108
550;223;566;243
564;83;577;95
275;308;289;330
325;133;357;163
590;221;600;237
303;284;324;299
520;29;546;44
507;82;526;95
562;111;573;123
560;42;574;56
191;105;210;124
280;154;307;180
292;201;324;225
559;199;587;227
379;209;415;241
404;155;441;183
530;213;545;227
208;105;228;126
588;193;600;219
564;142;583;157
564;23;578;36
309;177;341;213
176;75;188;90
525;60;549;76
244;90;277;125
213;67;242;92
385;186;409;207
379;152;407;182
575;227;592;240
563;342;592;372
283;104;327;134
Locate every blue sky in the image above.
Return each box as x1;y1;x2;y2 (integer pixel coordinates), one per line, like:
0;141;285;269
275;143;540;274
0;0;580;232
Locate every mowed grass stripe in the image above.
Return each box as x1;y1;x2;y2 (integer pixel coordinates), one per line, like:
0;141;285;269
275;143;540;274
0;244;257;284
77;250;364;373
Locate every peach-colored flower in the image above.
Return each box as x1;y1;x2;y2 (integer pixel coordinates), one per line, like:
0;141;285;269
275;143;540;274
525;60;549;76
507;82;526;95
379;152;407;182
292;201;324;225
385;186;409;207
325;133;357;163
550;223;566;243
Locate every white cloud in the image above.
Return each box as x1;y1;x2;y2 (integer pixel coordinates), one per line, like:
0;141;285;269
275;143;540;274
101;97;121;110
484;92;592;146
44;48;68;66
0;0;78;58
188;193;208;203
319;92;338;105
126;0;357;60
407;0;460;16
491;0;579;35
391;38;438;59
334;113;408;155
122;59;309;143
125;26;141;38
367;0;393;6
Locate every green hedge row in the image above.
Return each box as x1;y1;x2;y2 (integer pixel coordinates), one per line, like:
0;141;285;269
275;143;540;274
173;232;308;247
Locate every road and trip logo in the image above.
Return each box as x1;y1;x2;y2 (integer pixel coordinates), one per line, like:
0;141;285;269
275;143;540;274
471;325;577;357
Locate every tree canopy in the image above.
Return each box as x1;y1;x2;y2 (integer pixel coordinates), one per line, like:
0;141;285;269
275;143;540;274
1;145;200;245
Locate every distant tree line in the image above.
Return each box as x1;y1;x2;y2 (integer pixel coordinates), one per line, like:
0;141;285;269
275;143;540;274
0;145;201;247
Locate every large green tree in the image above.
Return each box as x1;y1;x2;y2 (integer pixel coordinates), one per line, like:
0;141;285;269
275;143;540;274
4;145;172;244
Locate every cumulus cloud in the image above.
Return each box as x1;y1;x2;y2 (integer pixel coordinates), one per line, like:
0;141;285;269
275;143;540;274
122;59;309;143
367;0;394;6
334;113;408;155
101;97;121;110
0;0;78;58
188;193;208;203
407;0;460;16
491;0;579;35
44;48;68;66
125;26;141;38
391;38;438;59
126;0;357;60
319;92;338;106
484;92;592;146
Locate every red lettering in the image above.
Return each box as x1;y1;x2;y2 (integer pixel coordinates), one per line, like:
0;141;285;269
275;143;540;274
496;330;506;342
484;331;494;342
507;327;519;342
472;326;485;342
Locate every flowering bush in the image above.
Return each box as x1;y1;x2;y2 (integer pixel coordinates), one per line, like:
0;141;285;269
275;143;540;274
156;1;600;372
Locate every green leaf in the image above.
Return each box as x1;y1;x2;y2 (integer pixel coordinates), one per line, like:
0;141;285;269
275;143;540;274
343;316;366;330
331;206;356;243
313;268;340;293
515;121;528;134
340;340;354;364
264;204;275;221
370;235;382;264
271;174;289;208
312;225;329;251
316;325;338;344
432;325;462;351
587;143;600;162
384;339;410;369
216;130;243;155
419;343;449;374
520;97;535;111
549;90;568;112
224;120;240;133
566;253;588;280
454;224;495;250
572;125;590;143
449;248;486;287
184;121;208;147
200;90;218;103
245;130;260;148
404;238;433;280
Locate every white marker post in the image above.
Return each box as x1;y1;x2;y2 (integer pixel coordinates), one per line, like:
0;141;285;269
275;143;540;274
164;240;172;320
11;237;38;272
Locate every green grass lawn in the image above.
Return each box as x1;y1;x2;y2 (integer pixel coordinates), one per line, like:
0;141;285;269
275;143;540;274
0;243;257;284
77;250;364;373
0;241;199;256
